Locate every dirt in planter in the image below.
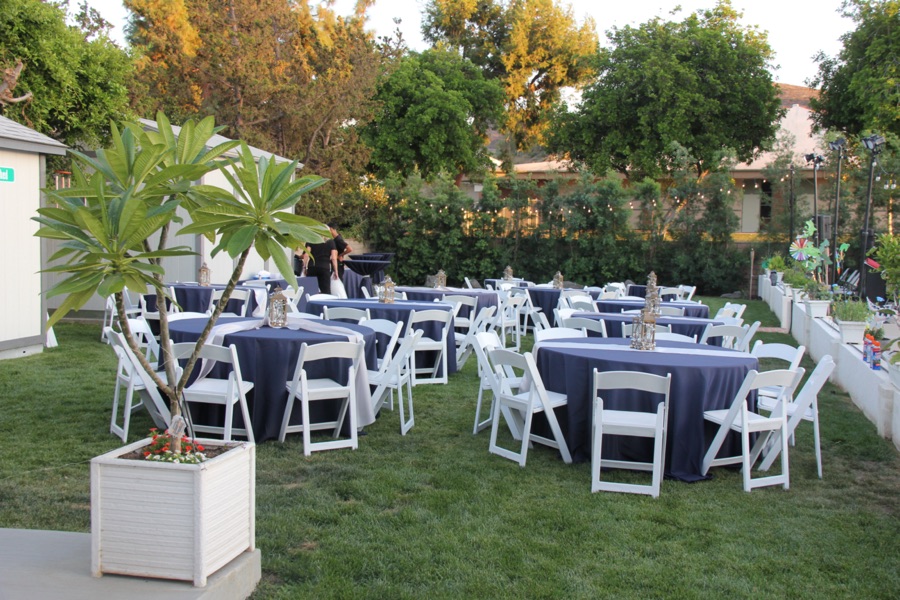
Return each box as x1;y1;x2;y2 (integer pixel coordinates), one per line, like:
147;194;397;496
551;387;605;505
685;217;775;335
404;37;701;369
120;442;238;462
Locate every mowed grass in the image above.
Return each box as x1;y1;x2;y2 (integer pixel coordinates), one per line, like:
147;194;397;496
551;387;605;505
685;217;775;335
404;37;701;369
0;298;897;598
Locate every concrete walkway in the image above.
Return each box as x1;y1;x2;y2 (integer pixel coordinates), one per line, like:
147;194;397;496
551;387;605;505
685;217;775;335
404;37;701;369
0;529;260;600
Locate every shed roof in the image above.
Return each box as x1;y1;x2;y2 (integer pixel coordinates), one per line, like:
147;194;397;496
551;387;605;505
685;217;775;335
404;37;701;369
139;118;299;167
0;115;67;156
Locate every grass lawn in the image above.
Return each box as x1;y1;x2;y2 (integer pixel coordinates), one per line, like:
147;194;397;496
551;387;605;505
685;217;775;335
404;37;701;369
0;297;897;598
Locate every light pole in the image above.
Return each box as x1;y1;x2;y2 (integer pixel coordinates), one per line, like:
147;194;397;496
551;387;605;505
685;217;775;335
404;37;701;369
860;134;886;301
788;163;795;253
805;153;825;247
829;138;845;283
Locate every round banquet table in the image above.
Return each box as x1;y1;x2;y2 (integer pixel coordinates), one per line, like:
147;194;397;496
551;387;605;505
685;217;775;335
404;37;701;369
526;287;604;321
595;298;709;319
305;298;457;376
573;312;723;341
394;287;499;320
169;317;378;442
151;284;266;316
532;337;758;481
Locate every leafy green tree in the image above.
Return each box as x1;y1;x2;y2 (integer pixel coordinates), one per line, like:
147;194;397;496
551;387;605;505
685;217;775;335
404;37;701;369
423;0;597;151
0;0;131;146
362;48;504;180
810;0;900;137
549;0;782;180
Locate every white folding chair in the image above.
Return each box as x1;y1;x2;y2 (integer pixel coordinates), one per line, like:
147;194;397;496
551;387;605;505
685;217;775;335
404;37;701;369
209;288;250;317
534;327;587;343
369;330;422;435
758;355;835;478
407;309;454;385
701;368;803;492
139;285;178;328
713;306;736;320
107;329;171;436
486;349;572;466
472;331;511;435
456;305;497;369
171;342;255;443
751;341;806;407
362;319;404;410
561;316;608;337
654;332;697;343
678;285;697;301
282;286;305;313
280;340;363;455
509;287;541;335
532;311;552;333
700;321;759;352
621;322;671;337
552;307;577;326
570;299;598;312
101;294;141;342
497;295;524;351
659;305;685;317
442;294;478;334
591;370;672;497
724;302;747;319
323;306;371;323
658;286;682;299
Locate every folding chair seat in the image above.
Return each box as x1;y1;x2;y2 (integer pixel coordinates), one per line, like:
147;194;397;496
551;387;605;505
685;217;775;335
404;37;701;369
658;286;682;299
362;319;404;410
407;309;454;385
561;316;608;337
701;368;804;492
280;340;363;455
758;355;835;478
306;293;338;303
487;349;572;466
591;370;672;497
323;306;371;323
369;330;422;435
534;327;587;343
209;288;250;317
171;342;255;443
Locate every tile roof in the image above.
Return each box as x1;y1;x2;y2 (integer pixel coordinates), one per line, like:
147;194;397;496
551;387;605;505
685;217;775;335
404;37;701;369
0;115;67;155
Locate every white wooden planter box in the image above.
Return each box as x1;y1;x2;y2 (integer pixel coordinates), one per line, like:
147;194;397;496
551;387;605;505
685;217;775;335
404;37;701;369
91;438;255;587
835;319;867;345
803;299;830;318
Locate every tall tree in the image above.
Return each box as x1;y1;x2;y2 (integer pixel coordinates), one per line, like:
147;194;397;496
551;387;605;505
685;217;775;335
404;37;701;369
548;0;782;180
127;0;382;211
810;0;900;138
0;0;131;146
422;0;597;151
361;48;504;180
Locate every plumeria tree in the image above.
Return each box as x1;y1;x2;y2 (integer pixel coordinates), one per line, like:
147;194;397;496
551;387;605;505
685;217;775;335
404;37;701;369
35;113;328;451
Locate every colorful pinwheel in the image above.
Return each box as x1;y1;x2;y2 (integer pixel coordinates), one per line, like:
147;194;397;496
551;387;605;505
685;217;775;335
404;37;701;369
790;236;811;261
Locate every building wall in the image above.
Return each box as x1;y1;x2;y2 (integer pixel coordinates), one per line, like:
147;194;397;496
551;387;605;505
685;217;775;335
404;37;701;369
0;149;43;356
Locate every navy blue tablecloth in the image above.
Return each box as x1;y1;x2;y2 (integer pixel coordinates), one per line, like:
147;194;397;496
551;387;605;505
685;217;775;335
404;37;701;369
169;317;377;442
238;278;288;292
573;312;722;341
533;337;758;481
342;269;373;298
344;259;390;283
595;298;709;319
306;298;457;376
626;284;678;301
395;287;499;320
147;284;263;316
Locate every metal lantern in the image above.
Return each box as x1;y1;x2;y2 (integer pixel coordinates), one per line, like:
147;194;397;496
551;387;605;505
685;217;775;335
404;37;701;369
380;276;395;303
436;269;447;288
552;271;564;289
198;262;211;286
641;310;657;350
503;265;514;281
268;286;288;328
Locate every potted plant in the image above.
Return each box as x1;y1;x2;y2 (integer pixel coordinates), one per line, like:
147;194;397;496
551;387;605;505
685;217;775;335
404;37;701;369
869;233;900;306
35;113;328;586
802;280;832;318
831;298;871;344
767;253;787;284
782;265;807;300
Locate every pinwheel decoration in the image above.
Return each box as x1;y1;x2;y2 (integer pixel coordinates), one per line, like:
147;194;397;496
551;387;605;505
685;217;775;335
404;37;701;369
790;236;811;262
835;242;850;275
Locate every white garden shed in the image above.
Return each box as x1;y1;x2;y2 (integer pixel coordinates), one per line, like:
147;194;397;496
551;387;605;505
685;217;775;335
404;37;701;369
0;115;66;359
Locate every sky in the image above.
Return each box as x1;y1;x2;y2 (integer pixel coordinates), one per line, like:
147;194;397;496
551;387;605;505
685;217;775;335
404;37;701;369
88;0;854;86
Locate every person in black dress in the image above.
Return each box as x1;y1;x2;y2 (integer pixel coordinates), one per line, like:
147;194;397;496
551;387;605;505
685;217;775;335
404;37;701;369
328;223;353;278
298;238;338;295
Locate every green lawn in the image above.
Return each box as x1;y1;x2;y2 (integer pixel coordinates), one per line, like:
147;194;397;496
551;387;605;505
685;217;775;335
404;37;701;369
0;298;897;598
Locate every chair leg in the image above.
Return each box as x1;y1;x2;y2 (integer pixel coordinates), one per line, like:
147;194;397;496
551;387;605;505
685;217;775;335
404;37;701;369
399;378;414;435
741;423;752;493
780;421;790;490
591;405;603;493
223;397;234;442
301;397;312;457
278;393;295;443
239;394;255;443
812;405;823;479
